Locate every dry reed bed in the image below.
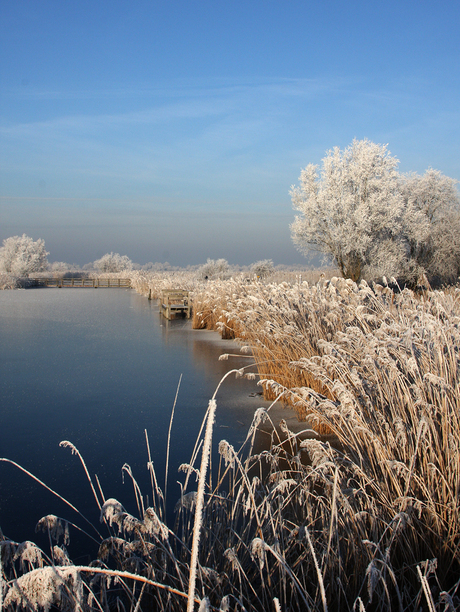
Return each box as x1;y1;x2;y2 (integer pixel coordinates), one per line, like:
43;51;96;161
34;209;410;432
1;274;460;610
178;274;460;607
190;275;388;408
128;270;205;298
127;268;333;328
131;271;460;607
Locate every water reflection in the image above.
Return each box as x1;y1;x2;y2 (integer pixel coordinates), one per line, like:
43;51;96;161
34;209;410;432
0;289;268;559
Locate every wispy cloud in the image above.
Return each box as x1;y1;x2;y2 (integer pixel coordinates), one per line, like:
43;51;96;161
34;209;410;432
0;76;350;178
1;74;458;211
2;75;350;101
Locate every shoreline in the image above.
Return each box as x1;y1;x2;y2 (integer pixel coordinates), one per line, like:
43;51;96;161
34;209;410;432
180;322;315;437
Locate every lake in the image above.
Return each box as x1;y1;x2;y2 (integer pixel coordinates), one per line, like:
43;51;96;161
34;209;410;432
0;287;270;561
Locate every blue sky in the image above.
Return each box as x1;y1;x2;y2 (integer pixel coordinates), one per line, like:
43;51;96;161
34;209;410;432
1;0;459;267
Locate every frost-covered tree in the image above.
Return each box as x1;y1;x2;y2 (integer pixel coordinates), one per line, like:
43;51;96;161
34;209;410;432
0;234;49;277
199;258;230;280
290;139;428;282
93;252;133;273
429;209;460;284
142;261;174;271
401;169;460;284
251;259;274;279
50;261;73;273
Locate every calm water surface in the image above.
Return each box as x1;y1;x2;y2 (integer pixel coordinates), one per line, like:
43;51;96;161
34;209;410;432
0;288;267;559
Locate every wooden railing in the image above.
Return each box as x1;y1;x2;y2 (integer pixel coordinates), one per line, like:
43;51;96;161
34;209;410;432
160;289;191;319
29;278;131;288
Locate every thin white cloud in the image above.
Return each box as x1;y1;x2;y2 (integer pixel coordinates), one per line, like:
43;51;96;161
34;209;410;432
2;75;350;101
2;74;459;213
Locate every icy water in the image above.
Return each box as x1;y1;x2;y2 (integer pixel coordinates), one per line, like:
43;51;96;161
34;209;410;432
0;288;267;561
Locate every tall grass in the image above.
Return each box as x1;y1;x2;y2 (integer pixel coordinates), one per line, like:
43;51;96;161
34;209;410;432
1;273;460;610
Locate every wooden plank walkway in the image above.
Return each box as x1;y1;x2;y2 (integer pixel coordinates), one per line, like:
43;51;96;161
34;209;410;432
29;278;131;288
160;289;190;319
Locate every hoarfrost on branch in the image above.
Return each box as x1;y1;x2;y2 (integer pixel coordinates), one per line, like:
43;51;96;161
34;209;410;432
290;139;460;285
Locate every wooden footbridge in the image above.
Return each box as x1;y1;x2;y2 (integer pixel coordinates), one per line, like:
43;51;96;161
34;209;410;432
29;278;131;288
29;279;191;319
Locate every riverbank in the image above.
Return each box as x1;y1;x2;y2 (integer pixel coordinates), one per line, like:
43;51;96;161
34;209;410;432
2;275;460;611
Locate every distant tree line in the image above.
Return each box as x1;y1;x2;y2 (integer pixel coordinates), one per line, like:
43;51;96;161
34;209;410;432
0;239;277;282
0;241;135;278
3;140;459;290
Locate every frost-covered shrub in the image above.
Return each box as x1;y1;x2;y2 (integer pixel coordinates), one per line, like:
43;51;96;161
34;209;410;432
49;261;73;273
199;258;230;280
92;252;133;273
250;259;274;279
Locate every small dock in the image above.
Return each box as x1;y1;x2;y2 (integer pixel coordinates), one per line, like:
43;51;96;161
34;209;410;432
160;289;190;319
29;278;131;288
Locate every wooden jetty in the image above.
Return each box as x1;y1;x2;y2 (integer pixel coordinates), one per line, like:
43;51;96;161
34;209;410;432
160;289;190;319
29;278;131;288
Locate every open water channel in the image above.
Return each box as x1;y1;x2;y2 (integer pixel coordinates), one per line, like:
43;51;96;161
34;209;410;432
0;287;272;561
